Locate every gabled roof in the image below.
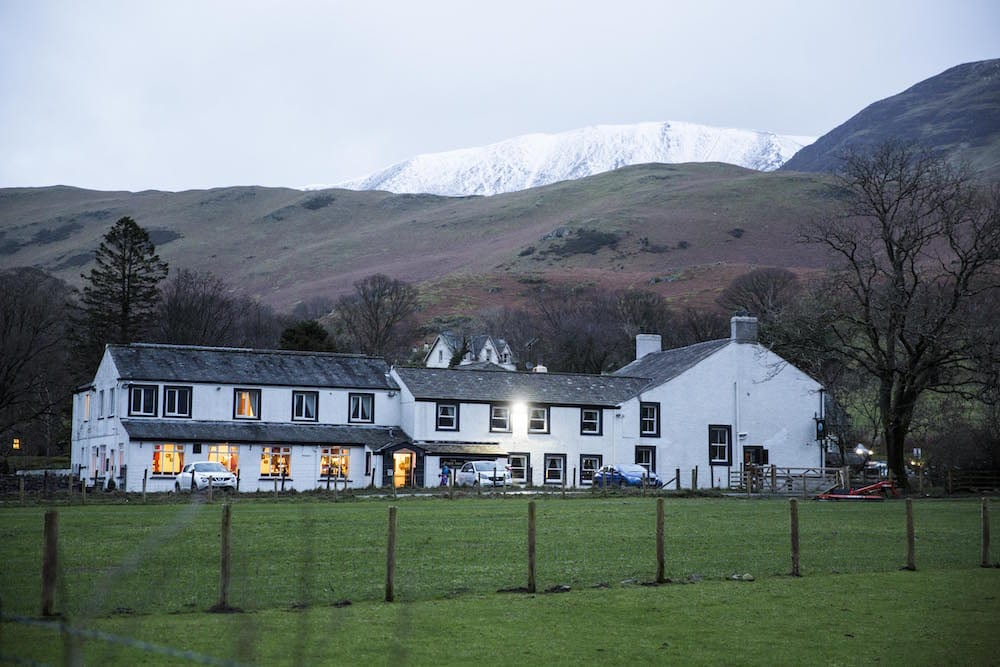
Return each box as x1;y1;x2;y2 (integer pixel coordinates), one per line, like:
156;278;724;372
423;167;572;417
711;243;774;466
121;419;409;448
107;343;396;389
613;338;730;385
394;367;649;407
453;361;512;372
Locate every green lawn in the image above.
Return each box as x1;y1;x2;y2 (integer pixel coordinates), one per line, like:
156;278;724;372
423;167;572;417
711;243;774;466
1;495;998;665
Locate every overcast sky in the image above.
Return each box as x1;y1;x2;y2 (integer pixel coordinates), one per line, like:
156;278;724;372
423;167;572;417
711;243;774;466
0;0;996;192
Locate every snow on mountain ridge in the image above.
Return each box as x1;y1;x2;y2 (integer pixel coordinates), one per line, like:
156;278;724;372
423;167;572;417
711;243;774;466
327;121;814;196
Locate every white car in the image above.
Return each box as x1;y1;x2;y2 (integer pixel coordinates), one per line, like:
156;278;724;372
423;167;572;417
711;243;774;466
456;460;512;487
175;461;237;493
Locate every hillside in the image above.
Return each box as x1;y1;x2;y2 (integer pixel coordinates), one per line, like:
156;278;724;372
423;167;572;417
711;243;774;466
781;59;1000;178
0;163;840;314
333;121;812;196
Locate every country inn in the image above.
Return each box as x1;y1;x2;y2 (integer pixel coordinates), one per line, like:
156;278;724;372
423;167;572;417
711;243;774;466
71;316;825;492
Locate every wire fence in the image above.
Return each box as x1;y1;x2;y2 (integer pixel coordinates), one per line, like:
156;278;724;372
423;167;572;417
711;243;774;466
1;490;996;664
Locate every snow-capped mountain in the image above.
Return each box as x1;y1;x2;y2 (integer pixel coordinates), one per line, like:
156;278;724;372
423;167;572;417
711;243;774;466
331;122;814;197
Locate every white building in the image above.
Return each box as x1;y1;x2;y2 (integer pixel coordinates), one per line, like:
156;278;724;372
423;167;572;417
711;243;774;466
423;332;516;370
70;316;824;491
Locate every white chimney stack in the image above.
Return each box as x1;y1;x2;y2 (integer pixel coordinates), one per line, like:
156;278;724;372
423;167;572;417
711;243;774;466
730;315;758;343
635;334;662;360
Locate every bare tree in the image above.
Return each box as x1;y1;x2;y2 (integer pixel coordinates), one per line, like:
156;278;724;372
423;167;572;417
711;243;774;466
0;268;73;451
335;274;419;359
717;267;801;323
801;140;1000;488
155;269;240;345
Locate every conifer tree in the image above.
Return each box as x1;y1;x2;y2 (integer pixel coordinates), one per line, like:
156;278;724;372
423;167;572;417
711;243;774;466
75;216;168;370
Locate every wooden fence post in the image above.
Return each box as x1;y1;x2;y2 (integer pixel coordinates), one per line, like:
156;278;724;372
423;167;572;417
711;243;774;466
527;501;537;594
692;466;698;490
982;498;991;568
656;497;665;584
19;476;25;505
561;472;566;499
905;498;916;571
273;477;278;497
41;511;58;616
142;469;148;504
217;504;232;610
675;467;680;491
790;498;801;576
385;506;397;602
81;474;86;504
207;476;214;503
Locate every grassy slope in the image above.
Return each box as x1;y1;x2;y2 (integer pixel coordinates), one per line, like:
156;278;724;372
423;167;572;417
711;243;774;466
1;496;998;664
0;164;840;313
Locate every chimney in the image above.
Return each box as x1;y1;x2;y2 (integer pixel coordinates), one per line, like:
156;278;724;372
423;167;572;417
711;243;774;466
635;333;662;360
730;315;758;344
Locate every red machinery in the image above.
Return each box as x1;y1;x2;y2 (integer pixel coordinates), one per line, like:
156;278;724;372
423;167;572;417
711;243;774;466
816;479;898;501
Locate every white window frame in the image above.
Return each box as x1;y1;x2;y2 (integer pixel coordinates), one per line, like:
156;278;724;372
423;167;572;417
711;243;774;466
635;445;656;472
509;453;529;483
108;387;115;417
580;454;602;484
164;386;192;418
129;385;157;417
709;425;732;466
349;393;374;423
544;454;566;484
436;402;459;431
528;405;549;434
580;408;602;435
292;391;318;422
234;388;261;420
490;405;511;432
260;446;291;477
640;402;660;437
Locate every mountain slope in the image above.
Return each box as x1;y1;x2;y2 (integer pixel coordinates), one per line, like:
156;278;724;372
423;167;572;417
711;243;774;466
334;122;813;196
781;59;1000;178
0;164;839;312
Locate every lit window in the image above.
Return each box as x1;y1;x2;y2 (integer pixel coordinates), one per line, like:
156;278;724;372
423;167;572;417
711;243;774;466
709;425;732;466
528;406;549;433
12;437;20;450
164;386;192;418
635;445;656;472
544;454;565;484
580;408;602;435
83;392;91;421
129;386;157;417
153;443;184;475
349;393;374;423
640;402;660;437
234;389;260;420
260;446;291;477
508;453;529;483
580;454;602;484
436;403;459;430
490;405;511;432
208;444;239;473
292;391;318;421
321;447;349;478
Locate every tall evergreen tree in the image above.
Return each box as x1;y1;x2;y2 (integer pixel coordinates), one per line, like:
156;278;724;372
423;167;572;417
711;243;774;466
75;216;168;371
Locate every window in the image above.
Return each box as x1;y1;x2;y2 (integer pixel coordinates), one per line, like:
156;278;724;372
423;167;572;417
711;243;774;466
544;454;566;484
490;405;511;432
509;453;529;484
580;408;602;435
292;391;318;421
260;446;291;477
349;393;374;423
635;445;656;472
164;386;192;418
208;444;239;473
83;392;91;421
129;385;158;417
321;447;349;478
709;425;732;466
108;387;115;417
528;405;549;433
640;402;660;437
580;454;602;484
234;388;260;420
152;443;184;475
98;390;105;418
436;402;459;430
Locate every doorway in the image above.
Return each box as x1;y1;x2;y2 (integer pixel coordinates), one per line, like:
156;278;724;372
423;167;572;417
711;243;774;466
393;450;414;488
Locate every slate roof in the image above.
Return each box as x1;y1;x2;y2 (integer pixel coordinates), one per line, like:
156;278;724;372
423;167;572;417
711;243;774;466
108;344;396;389
394;367;650;406
120;419;410;448
453;361;511;372
613;338;730;385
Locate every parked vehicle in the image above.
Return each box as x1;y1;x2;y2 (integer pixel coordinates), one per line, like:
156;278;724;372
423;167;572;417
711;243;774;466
455;460;512;487
175;461;237;492
592;464;663;488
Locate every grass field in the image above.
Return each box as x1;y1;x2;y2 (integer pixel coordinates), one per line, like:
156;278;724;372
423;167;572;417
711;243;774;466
1;494;998;665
